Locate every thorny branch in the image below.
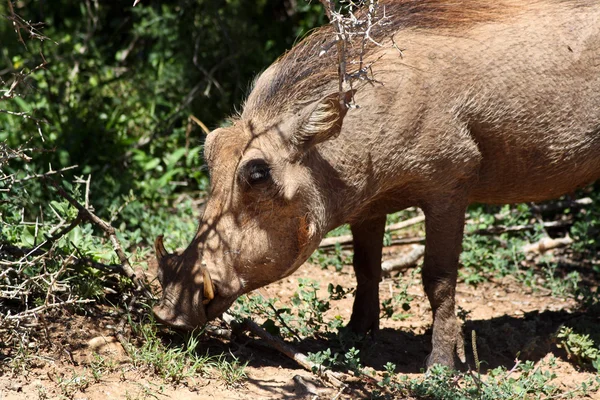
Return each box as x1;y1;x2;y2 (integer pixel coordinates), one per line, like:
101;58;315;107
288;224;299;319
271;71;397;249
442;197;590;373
5;0;54;48
43;177;153;298
318;0;390;106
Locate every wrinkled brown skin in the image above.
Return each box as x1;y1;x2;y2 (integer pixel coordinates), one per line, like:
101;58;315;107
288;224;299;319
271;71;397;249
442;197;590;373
154;0;600;369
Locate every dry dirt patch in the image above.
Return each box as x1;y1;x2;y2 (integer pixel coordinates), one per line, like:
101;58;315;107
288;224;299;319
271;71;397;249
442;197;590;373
1;247;598;399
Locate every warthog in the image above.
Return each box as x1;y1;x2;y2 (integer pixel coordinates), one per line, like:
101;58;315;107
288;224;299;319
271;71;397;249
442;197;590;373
153;0;600;368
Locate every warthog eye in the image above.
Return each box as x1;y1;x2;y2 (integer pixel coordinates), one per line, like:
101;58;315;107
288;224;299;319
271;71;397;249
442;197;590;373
241;159;271;187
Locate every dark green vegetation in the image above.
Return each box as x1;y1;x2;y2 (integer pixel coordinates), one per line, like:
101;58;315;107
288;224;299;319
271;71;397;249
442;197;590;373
1;1;599;399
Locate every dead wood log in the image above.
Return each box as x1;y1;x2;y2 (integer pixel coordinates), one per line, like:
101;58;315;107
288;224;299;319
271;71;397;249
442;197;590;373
381;244;425;274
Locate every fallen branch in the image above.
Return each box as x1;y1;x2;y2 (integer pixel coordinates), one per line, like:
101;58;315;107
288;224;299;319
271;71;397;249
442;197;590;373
319;215;424;248
381;244;425;274
221;312;348;389
521;235;573;254
319;234;352;248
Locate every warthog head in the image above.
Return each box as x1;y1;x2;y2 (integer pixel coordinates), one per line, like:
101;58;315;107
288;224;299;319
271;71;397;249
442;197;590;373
153;91;353;329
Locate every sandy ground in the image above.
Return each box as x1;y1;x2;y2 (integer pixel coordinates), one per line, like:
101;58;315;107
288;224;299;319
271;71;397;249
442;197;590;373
1;243;599;399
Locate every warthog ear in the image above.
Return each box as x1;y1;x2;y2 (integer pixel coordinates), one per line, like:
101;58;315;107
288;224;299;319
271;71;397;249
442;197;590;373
288;90;354;157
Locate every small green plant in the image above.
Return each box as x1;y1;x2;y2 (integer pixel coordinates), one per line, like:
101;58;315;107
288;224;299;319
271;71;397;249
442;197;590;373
377;362;397;389
307;346;363;376
56;370;90;399
540;261;581;297
327;283;354;300
557;326;600;372
459;234;526;285
215;353;248;387
291;279;331;333
309;243;350;271
89;353;117;382
234;278;350;339
399;358;598;400
381;276;415;321
381;289;411;321
570;192;600;254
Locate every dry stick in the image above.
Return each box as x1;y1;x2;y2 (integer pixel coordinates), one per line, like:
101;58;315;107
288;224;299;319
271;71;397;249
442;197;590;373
388;236;425;246
464;197;592;226
189;115;211;136
530;197;593;213
45;178;152;298
319;0;348;104
521;235;573;254
221;312;348;389
381;244;425;274
3;213;84;266
322;197;590;249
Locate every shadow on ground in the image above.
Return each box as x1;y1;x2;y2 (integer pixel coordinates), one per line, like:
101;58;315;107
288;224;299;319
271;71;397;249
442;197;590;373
205;307;599;375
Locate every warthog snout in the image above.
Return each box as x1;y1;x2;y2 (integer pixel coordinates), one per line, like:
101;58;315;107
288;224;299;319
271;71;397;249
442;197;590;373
153;235;217;329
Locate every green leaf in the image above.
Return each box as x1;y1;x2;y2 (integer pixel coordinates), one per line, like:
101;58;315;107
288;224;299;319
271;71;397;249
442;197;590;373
164;148;187;169
68;225;83;247
143;158;162;171
20;226;35;247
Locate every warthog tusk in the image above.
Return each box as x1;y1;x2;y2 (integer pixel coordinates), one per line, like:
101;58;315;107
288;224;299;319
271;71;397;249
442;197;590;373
201;263;215;304
154;235;168;262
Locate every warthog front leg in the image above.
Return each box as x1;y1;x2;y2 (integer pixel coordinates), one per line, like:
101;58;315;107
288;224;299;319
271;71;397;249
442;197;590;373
347;215;386;335
422;200;467;368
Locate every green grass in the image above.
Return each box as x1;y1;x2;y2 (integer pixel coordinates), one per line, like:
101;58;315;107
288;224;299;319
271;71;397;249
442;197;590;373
126;316;247;385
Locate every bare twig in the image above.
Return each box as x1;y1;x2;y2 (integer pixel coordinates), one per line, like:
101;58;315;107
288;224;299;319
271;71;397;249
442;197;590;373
189;115;211;135
529;197;593;213
503;358;521;382
318;0;388;106
112;294;139;360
